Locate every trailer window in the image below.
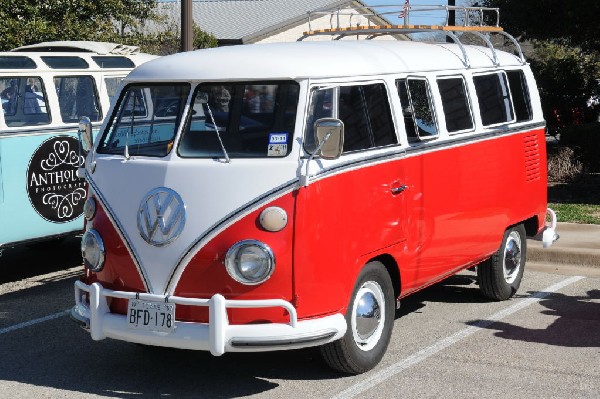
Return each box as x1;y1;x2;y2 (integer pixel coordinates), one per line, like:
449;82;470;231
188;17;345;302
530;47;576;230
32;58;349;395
474;72;514;126
54;76;102;123
437;77;473;133
506;70;532;122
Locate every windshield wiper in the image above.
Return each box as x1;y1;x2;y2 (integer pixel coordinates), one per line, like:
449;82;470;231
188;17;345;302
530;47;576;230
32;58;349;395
205;102;230;163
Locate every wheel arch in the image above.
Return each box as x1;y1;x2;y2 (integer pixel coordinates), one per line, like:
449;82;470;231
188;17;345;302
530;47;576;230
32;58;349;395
522;215;540;237
368;253;401;300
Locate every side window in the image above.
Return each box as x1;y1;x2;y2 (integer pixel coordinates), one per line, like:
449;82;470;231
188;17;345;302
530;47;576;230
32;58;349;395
338;85;371;152
396;78;438;141
506;70;533;122
304;87;335;153
54;76;102;123
437;77;473;133
105;76;125;104
305;83;397;154
0;76;51;127
473;72;514;126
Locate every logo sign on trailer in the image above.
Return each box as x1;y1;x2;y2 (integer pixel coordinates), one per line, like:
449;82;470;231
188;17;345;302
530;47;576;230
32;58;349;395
26;136;87;223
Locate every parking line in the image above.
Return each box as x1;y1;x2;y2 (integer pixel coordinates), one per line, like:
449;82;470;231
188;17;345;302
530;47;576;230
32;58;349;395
332;275;585;399
0;309;70;335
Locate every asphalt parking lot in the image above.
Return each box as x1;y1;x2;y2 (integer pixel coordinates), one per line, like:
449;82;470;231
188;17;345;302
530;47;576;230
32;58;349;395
0;239;598;399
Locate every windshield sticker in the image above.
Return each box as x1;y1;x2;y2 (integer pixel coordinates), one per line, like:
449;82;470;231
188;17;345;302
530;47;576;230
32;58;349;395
268;133;288;157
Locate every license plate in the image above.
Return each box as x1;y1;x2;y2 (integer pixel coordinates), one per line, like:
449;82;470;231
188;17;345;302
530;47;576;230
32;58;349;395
127;299;176;333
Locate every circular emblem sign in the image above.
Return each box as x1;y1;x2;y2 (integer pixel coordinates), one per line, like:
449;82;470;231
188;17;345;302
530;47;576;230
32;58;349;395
27;136;87;223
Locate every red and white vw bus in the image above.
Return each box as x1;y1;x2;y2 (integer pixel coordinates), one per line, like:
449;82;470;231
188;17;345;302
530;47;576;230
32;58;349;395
71;7;558;374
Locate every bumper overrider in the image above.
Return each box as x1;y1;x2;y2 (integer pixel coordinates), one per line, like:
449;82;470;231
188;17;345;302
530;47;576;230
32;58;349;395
71;281;347;355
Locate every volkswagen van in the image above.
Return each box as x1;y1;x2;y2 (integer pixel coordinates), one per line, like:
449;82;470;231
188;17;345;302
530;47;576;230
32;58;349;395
71;6;558;374
0;41;156;249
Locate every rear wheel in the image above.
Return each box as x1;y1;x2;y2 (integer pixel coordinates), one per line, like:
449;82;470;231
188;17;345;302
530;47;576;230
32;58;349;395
478;224;526;301
321;261;395;374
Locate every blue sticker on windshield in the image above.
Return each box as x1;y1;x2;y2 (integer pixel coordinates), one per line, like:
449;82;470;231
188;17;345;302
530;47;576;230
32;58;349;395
268;133;288;157
269;133;288;144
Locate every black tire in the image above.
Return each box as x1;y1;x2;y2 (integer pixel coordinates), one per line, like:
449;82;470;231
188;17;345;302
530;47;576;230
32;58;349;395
320;261;395;374
478;224;527;301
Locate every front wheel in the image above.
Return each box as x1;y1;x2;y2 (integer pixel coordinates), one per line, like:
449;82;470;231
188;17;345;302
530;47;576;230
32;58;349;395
478;224;527;301
321;261;395;374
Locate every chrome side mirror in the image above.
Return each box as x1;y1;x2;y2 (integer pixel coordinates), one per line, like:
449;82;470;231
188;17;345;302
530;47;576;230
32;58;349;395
78;116;93;152
314;118;344;160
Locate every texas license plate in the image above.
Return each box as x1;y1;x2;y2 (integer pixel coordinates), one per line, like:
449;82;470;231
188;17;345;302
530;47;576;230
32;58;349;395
127;299;176;333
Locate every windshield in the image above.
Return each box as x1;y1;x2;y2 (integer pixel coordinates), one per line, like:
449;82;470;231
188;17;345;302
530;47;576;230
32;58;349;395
178;82;299;158
98;83;190;157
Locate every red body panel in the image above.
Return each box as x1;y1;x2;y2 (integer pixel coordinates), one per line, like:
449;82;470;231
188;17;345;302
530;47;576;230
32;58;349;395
292;128;547;316
86;128;547;325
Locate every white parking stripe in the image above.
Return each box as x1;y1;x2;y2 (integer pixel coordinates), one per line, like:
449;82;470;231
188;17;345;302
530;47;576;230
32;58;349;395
0;310;70;335
332;276;585;399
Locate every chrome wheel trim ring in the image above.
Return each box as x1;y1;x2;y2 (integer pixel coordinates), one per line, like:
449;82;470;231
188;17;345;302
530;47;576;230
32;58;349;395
351;280;385;352
503;231;522;284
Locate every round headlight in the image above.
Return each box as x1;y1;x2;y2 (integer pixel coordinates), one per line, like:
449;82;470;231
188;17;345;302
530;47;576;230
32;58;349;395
81;229;105;272
225;240;275;285
83;197;96;221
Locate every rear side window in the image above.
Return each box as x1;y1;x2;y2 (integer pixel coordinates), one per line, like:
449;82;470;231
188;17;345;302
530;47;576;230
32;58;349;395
506;70;532;122
54;76;102;123
473;72;514;126
1;76;51;127
437;77;473;133
305;83;397;154
396;78;438;141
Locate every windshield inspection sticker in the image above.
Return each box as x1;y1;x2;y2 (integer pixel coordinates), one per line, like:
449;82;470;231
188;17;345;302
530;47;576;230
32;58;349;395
268;133;288;157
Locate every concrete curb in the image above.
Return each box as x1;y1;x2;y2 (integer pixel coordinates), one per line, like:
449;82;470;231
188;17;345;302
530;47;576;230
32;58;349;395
527;222;600;268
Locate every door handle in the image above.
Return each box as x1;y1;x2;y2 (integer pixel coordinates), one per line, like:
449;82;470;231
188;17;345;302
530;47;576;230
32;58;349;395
390;185;408;195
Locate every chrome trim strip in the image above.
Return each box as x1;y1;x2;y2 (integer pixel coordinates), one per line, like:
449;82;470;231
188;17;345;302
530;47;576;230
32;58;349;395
230;330;338;348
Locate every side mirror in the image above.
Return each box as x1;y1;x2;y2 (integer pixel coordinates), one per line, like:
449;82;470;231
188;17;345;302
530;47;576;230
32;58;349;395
314;118;344;160
78;116;93;152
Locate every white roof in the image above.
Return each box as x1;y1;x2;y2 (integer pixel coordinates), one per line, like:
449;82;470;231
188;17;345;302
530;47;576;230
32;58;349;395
126;40;525;82
11;41;140;55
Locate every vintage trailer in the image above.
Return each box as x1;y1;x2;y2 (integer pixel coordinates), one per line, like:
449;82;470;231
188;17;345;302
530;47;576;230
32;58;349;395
0;41;156;249
71;6;558;374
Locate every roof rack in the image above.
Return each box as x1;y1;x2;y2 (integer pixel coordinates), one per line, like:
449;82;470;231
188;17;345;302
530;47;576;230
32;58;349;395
298;4;525;67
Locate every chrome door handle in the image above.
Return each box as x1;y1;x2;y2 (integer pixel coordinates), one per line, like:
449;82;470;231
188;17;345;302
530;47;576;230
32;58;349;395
391;185;408;195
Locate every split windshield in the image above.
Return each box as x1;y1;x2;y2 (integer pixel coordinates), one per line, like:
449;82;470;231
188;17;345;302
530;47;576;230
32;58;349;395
178;81;299;158
98;81;299;159
98;83;190;157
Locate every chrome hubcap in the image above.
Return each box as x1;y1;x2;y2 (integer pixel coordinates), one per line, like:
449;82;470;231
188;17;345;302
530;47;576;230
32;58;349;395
503;231;522;284
351;281;385;351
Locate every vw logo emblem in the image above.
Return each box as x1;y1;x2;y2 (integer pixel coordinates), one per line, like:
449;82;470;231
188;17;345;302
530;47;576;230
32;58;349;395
137;187;186;247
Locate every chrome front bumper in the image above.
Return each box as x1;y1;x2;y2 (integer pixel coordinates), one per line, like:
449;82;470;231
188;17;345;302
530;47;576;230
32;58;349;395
71;281;346;355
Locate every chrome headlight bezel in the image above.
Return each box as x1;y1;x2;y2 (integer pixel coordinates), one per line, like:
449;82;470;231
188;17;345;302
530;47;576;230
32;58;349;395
81;229;105;272
83;197;96;221
224;240;275;285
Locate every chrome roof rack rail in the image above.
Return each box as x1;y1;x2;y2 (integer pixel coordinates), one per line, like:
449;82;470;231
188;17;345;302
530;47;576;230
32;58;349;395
298;4;526;66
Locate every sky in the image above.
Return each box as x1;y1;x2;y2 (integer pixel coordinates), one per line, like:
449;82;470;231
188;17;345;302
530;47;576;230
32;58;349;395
158;1;472;26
